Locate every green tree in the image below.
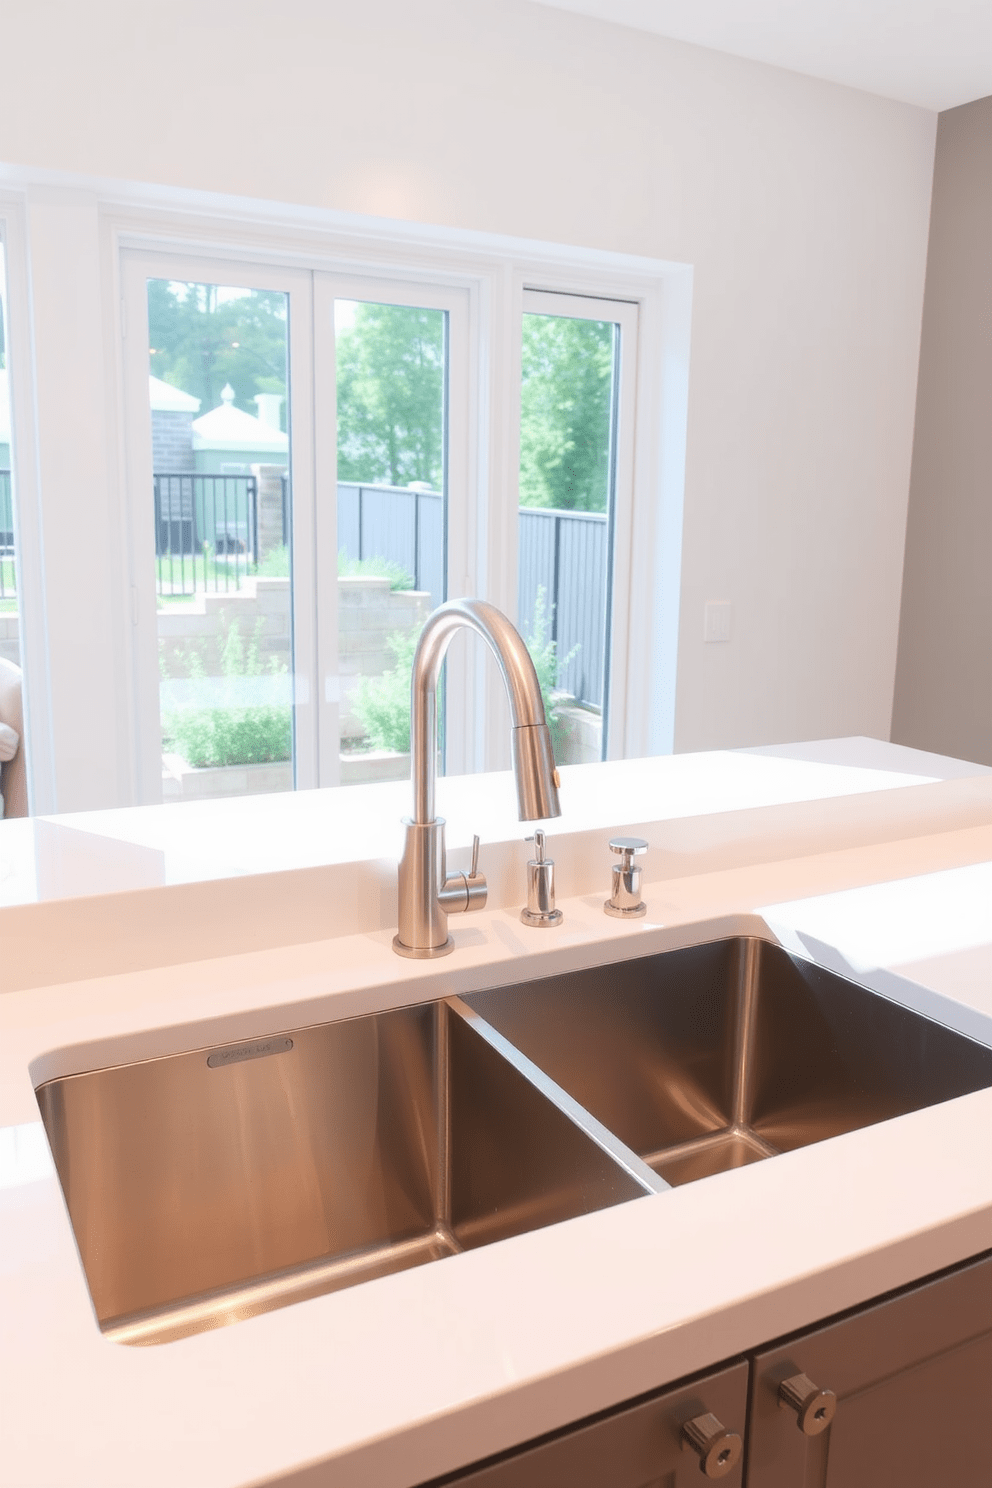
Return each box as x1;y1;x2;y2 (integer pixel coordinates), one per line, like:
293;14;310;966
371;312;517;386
147;280;287;420
336;303;444;488
519;314;615;512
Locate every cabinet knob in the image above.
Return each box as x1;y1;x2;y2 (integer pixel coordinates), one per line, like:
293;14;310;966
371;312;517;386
778;1373;837;1436
681;1413;743;1478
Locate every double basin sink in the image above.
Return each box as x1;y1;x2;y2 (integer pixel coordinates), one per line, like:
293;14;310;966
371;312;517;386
36;937;992;1346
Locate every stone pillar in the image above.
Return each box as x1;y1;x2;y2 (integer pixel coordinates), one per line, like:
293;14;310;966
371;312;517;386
151;410;195;472
252;464;288;563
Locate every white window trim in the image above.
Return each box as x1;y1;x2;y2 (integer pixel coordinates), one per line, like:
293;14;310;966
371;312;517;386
0;168;692;810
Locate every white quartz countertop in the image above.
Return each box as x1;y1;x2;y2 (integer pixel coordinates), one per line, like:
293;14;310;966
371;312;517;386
2;739;992;1487
1;736;990;995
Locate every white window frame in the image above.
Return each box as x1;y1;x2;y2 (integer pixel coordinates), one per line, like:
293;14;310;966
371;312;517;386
0;174;692;812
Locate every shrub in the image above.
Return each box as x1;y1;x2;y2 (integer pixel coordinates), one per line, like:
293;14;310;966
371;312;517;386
163;704;291;768
523;587;579;762
338;551;413;590
350;629;418;753
258;544;290;578
161;616;292;769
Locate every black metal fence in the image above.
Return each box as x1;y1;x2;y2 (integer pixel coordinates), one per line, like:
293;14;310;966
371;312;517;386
154;473;259;596
337;482;444;610
338;482;609;710
0;470;14;601
150;474;609;710
518;507;608;709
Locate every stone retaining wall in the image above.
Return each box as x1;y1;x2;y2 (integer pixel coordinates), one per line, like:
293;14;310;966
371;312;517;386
158;574;429;737
157;577;293;677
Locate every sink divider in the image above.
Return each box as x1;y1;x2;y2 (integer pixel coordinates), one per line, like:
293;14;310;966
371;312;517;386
730;937;762;1128
430;1000;465;1261
444;997;670;1198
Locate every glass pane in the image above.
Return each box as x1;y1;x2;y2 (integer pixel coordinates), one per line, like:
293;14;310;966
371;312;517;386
517;311;617;765
0;241;27;818
146;280;294;803
334;299;446;785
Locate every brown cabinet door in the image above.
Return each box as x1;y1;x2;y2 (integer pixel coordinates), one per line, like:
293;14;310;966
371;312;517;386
748;1253;992;1487
432;1359;748;1487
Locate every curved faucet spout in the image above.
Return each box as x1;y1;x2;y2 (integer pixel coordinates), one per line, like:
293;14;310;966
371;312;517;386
410;598;562;824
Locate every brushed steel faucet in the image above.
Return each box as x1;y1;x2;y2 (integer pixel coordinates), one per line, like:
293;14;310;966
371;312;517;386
393;599;562;958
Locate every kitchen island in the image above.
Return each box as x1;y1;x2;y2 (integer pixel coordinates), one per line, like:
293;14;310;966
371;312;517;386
2;738;991;1486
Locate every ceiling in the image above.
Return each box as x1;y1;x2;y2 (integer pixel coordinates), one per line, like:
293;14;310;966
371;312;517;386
529;0;992;111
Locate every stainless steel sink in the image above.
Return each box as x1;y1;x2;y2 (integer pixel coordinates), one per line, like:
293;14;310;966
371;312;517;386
36;935;992;1347
36;999;651;1346
466;937;992;1187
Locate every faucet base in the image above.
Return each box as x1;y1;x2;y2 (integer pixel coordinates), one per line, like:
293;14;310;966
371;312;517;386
521;907;563;928
391;934;455;959
604;900;647;919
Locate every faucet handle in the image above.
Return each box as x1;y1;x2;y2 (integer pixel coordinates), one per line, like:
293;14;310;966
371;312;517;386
464;832;486;902
437;832;487;917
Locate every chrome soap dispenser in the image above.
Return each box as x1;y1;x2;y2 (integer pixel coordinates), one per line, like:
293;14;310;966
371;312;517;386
521;829;563;928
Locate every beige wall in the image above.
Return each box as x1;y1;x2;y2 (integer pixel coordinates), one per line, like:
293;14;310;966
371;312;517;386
892;94;992;767
1;1;937;793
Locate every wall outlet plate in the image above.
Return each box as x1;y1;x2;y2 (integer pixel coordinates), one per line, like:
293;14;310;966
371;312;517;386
704;600;732;643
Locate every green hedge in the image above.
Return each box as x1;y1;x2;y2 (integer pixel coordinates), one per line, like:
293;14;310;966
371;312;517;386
163;704;291;769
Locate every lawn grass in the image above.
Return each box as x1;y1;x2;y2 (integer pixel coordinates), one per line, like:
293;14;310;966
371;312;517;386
0;555;16;612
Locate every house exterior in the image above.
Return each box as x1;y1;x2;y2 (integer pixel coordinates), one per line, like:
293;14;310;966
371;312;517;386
151;378;288;475
150;375;200;473
192;385;288;474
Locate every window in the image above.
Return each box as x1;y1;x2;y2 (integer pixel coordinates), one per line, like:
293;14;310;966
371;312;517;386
122;256;472;803
146;278;295;804
516;290;638;765
111;210;685;810
331;296;448;784
520;288;636;761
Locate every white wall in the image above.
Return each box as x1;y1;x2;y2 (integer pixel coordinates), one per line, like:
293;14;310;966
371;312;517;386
0;0;936;807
